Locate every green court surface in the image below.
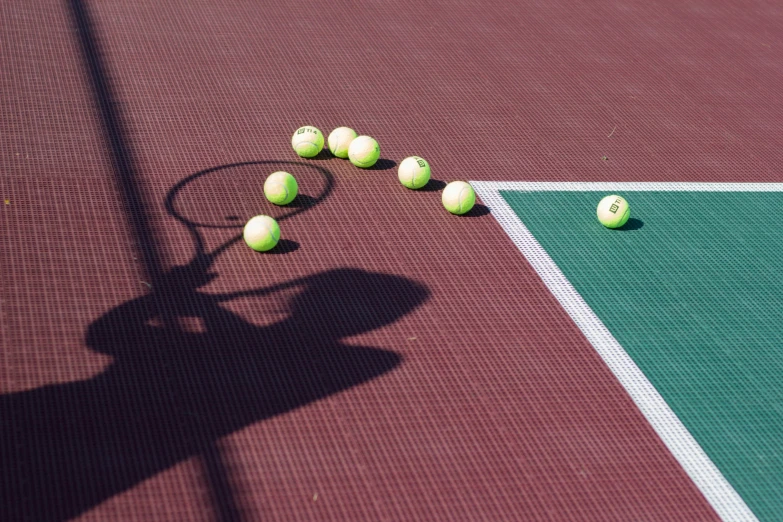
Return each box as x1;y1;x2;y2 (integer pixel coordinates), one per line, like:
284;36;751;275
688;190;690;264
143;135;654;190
501;190;783;521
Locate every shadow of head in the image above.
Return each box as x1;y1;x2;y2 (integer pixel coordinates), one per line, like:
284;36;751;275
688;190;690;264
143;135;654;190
286;269;429;339
13;267;429;522
87;268;430;357
157;255;218;294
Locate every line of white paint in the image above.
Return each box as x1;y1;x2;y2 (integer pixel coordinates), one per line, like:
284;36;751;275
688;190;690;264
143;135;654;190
472;181;783;192
470;181;761;522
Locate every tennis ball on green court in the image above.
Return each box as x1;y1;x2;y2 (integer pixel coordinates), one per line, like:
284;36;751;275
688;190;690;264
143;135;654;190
348;135;380;168
597;195;630;229
243;215;280;252
291;126;324;158
398;156;431;189
264;171;298;206
328;127;358;158
442;181;476;215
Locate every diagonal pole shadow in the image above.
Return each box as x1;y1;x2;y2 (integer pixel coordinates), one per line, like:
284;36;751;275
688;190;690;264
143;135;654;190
67;0;165;289
65;0;239;519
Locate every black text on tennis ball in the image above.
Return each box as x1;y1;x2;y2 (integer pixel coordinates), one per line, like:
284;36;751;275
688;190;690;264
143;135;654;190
442;181;476;215
398;156;431;189
596;195;630;228
291;126;324;158
348;136;380;168
243;215;281;252
264;171;298;206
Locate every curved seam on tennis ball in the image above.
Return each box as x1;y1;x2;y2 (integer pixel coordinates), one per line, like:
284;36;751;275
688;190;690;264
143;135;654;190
339;133;352;155
262;220;280;242
332;128;356;157
412;158;425;188
418;160;430;188
296;140;320;150
457;185;468;214
350;138;379;167
354;154;375;167
405;162;415;187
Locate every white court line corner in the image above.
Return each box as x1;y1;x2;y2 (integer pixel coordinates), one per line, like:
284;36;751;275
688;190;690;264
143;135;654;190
469;181;766;522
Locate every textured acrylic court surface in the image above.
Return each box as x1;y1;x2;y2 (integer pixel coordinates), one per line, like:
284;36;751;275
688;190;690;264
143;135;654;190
502;190;783;520
2;0;783;521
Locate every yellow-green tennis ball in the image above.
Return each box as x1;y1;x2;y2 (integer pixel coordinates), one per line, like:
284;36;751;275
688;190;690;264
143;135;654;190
597;195;630;228
328;127;358;158
398;156;431;189
291;126;324;158
263;171;298;206
243;215;280;252
442;181;476;215
348;135;380;168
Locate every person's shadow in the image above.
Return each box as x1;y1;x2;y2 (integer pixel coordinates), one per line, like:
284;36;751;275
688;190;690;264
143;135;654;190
1;263;428;521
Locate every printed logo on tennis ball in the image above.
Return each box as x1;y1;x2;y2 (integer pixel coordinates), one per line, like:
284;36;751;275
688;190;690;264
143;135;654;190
328;127;358;159
243;215;281;252
263;171;298;206
291;126;324;158
348;136;380;168
398;156;431;189
442;181;476;215
597;195;630;228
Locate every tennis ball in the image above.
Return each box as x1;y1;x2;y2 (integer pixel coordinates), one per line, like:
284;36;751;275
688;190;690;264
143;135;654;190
597;195;630;229
264;171;298;206
442;181;476;215
398;156;431;189
291;126;324;158
243;215;280;252
328;127;358;158
348;136;380;168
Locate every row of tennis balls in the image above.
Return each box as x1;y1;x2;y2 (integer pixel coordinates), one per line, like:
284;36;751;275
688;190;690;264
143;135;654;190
243;164;477;252
292;125;476;211
244;126;477;252
245;185;632;252
292;126;377;167
244;125;475;252
292;126;632;229
246;184;632;252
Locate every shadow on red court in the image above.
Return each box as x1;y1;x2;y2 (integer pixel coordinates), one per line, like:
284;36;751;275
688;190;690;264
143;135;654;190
1;266;429;521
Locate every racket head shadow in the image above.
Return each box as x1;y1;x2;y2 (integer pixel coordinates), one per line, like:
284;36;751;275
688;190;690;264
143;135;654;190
164;160;334;262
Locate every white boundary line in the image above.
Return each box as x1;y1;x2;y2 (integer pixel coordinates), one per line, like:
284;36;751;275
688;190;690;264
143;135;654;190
469;181;783;522
472;181;783;192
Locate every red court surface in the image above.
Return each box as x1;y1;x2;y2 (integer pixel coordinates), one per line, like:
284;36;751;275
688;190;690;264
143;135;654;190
3;0;781;520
